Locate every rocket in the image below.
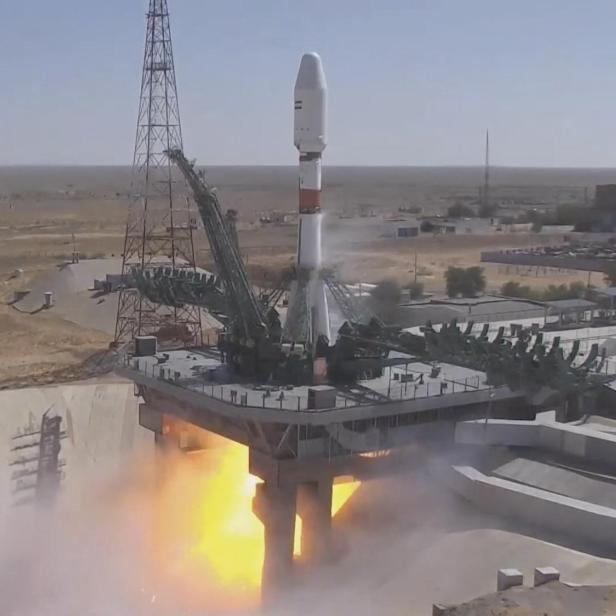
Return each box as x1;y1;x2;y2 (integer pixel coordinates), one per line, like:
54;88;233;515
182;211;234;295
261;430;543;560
289;52;330;344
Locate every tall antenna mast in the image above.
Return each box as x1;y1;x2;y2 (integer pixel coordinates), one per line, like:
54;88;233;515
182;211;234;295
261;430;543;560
483;129;490;213
114;0;202;347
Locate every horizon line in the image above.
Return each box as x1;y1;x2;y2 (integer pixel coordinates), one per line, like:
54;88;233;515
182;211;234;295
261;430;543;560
1;163;616;171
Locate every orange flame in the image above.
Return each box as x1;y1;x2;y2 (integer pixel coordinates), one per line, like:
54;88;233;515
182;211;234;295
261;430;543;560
148;429;360;611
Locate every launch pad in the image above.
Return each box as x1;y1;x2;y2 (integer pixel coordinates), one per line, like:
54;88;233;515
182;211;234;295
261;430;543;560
119;346;528;598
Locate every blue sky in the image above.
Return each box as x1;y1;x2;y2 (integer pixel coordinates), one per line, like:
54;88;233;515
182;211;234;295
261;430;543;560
2;0;616;167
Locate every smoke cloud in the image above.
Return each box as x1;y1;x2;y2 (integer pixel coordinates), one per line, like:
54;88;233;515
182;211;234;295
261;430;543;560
3;446;613;616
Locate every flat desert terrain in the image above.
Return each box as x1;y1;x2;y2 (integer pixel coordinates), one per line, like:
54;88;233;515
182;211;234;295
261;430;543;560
0;165;610;384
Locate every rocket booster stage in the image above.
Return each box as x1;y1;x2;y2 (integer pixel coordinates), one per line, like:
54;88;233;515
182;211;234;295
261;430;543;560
292;52;330;343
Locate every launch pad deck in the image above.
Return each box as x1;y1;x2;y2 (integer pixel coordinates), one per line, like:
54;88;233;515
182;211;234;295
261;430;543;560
118;348;520;427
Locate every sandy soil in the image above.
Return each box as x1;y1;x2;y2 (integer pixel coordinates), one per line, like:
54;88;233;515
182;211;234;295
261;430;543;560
0;305;109;386
0;260;110;386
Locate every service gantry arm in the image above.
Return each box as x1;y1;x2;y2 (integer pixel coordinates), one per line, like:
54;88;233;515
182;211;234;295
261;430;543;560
166;149;269;343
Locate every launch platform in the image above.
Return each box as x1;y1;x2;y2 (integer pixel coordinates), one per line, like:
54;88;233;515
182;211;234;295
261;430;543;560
119;345;527;598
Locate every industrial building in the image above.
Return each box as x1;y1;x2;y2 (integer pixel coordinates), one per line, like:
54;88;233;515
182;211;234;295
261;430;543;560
382;217;420;239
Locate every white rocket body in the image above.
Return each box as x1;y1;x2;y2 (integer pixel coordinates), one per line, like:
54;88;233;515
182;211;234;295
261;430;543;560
294;53;327;154
291;52;330;343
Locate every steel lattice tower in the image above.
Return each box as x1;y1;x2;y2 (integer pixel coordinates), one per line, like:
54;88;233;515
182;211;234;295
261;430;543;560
115;0;202;347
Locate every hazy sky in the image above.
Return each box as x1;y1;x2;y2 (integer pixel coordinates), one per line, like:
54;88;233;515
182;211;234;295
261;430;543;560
2;0;616;167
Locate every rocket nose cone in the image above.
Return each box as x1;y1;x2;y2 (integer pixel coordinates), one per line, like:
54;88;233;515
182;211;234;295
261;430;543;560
295;52;327;91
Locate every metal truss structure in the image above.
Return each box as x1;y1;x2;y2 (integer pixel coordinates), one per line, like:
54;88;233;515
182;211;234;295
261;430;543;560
424;320;611;399
115;0;202;347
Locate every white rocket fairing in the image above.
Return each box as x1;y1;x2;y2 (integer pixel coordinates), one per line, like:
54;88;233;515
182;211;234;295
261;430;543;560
291;52;330;344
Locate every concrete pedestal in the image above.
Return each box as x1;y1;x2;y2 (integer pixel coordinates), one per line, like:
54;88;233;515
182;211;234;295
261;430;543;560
253;481;297;603
297;479;333;564
497;568;524;591
534;566;560;587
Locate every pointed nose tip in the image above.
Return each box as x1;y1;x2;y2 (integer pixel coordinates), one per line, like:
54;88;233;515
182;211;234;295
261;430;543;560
295;52;327;90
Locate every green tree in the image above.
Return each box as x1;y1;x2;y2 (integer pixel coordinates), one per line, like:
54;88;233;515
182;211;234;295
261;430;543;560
605;264;616;287
369;279;403;323
466;266;486;295
567;281;587;298
544;284;569;301
447;202;475;219
445;266;486;297
478;202;497;218
408;281;424;300
500;279;587;301
501;281;532;298
370;279;401;304
445;267;464;297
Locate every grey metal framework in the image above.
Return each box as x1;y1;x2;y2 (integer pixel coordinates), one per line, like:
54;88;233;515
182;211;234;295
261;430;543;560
10;408;66;506
167;149;270;338
115;0;202;347
323;272;374;324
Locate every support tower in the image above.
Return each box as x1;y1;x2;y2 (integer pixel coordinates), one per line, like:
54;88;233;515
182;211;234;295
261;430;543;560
115;0;202;347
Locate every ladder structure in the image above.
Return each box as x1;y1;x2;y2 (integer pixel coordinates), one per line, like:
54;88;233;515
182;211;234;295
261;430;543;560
10;408;66;506
323;274;372;324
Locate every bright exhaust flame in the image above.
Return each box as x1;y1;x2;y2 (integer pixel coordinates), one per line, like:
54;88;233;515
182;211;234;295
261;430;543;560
151;435;263;611
294;516;303;557
190;443;264;588
150;429;361;610
332;476;361;516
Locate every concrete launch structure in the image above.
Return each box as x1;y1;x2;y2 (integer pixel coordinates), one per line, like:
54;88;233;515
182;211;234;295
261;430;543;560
286;52;331;345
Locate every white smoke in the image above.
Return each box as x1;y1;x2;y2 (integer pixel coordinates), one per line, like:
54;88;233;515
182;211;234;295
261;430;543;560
3;451;616;616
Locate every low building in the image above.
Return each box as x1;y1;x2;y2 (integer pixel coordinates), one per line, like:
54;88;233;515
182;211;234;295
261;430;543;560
396;225;419;238
382;217;419;239
543;298;598;328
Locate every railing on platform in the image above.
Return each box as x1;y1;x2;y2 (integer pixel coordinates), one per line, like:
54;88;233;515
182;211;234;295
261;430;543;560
121;354;496;412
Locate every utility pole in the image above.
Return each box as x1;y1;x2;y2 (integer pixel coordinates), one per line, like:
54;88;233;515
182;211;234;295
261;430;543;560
71;233;79;264
409;252;418;301
483;130;490;214
114;0;202;347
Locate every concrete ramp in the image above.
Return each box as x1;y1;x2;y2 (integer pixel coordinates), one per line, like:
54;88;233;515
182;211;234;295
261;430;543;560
455;417;616;468
447;464;616;552
13;258;122;313
577;415;616;435
10;258;123;334
493;458;616;510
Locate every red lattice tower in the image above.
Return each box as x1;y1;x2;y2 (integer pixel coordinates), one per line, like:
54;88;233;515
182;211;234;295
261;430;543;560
115;0;202;347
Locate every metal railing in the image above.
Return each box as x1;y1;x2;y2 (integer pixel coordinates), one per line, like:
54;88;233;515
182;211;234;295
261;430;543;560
121;354;495;412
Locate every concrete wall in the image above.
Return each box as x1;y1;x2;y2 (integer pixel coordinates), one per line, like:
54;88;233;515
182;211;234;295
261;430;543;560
455;417;616;469
448;465;616;551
